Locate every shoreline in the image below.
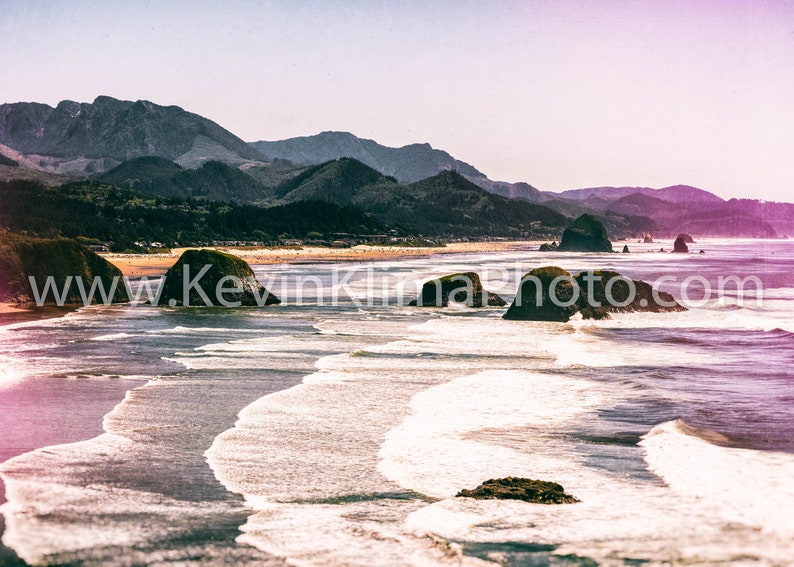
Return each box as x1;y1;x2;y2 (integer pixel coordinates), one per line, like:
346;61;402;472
101;241;539;277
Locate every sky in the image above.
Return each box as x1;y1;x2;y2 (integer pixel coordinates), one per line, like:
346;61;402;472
1;0;793;200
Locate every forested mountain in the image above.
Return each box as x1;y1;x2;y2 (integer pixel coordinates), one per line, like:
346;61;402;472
272;159;568;237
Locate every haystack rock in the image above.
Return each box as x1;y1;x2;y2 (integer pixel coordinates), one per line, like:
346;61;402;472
673;236;689;253
557;214;612;252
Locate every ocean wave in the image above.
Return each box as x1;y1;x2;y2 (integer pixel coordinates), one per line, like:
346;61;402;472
640;419;794;538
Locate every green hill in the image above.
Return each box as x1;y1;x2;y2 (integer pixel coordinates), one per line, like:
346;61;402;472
271;160;568;237
98;159;272;204
98;156;184;188
275;157;391;202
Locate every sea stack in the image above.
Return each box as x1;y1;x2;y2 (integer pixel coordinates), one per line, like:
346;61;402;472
0;233;129;304
159;249;279;307
557;214;613;252
503;267;687;322
673;236;689;253
503;266;578;321
409;272;505;307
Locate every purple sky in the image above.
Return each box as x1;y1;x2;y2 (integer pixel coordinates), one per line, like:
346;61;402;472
2;1;793;200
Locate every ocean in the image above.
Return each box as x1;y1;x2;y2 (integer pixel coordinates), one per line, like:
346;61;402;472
1;240;793;566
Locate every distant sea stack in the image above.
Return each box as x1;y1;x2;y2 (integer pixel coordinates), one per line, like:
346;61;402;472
673;236;689;253
409;272;505;307
159;249;279;307
0;232;128;304
557;214;613;252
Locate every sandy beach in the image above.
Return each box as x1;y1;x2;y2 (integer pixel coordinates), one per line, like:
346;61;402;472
101;241;539;277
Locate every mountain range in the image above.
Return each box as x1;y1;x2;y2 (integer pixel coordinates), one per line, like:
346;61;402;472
0;95;791;239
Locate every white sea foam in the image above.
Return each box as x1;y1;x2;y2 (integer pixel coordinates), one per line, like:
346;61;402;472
0;433;243;565
398;419;794;565
641;419;794;537
89;332;137;341
0;356;26;389
378;370;601;498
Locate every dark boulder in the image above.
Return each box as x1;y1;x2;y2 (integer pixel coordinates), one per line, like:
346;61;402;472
673;236;689;253
622;245;630;253
503;266;578;322
574;270;687;319
538;242;558;252
557;214;612;252
159;249;279;307
0;232;129;304
409;272;505;307
456;477;579;504
502;266;687;321
677;233;695;243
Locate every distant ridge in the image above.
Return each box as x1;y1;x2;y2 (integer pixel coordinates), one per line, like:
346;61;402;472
250;131;485;184
550;185;725;206
0;96;265;174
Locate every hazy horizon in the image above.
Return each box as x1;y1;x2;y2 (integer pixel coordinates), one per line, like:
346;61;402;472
2;0;793;201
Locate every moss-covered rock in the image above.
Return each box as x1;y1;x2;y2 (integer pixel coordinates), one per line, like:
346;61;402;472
503;266;578;321
0;232;128;304
558;214;613;252
159;249;279;307
456;477;579;504
409;271;505;307
574;270;686;319
503;266;686;321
